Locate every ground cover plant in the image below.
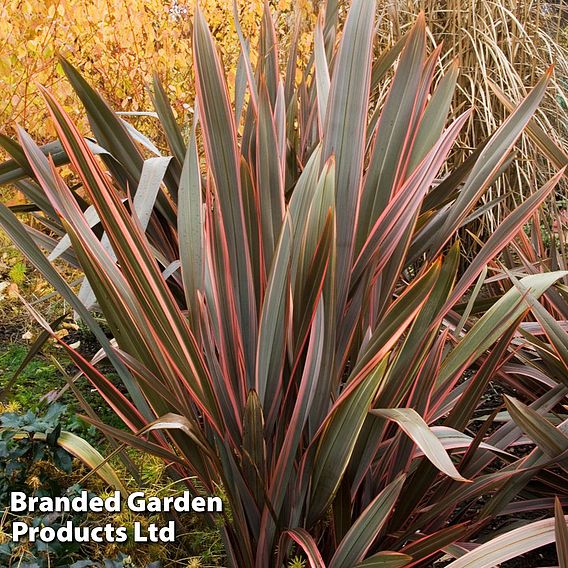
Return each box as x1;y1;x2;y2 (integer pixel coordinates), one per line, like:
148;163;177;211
1;0;568;566
0;378;224;566
0;403;121;567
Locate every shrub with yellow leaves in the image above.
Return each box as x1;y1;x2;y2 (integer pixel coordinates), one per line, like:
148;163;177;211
0;0;315;145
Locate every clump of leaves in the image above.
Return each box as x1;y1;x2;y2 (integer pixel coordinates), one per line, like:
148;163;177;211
0;404;125;567
2;0;568;566
0;402;124;499
0;404;72;501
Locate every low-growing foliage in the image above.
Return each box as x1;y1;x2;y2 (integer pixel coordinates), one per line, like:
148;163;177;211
0;404;125;566
0;345;60;407
2;0;568;566
0;403;222;566
0;341;122;438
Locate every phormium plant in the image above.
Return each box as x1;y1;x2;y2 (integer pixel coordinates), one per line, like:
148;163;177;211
1;0;568;566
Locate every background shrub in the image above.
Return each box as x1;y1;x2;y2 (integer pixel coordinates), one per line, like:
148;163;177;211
0;0;314;145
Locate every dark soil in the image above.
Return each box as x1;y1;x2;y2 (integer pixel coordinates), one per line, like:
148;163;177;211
0;323;24;343
63;327;108;360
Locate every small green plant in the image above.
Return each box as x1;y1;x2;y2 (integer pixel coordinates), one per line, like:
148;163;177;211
0;343;124;441
288;556;307;568
0;345;61;408
8;260;26;285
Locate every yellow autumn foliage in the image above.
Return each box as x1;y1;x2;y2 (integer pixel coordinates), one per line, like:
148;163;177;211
0;0;315;144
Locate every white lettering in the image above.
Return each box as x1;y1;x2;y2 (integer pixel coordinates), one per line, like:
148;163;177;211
10;492;27;512
127;492;146;512
115;526;128;542
133;521;147;541
91;526;103;543
207;496;223;512
39;526;56;541
192;497;205;512
159;521;175;541
105;492;121;512
12;521;28;541
89;496;103;512
132;521;175;542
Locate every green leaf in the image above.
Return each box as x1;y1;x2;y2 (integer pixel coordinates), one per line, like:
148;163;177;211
132;157;172;230
59;57;145;192
355;551;412;568
427;68;553;257
256;82;285;273
400;524;470;565
151;73;186;166
407;58;459;171
329;474;406;568
291;159;335;355
518;283;568;375
256;217;292;411
257;301;325;562
504;396;568;468
350;261;442;386
314;16;330;128
358;13;426;249
489;78;568;172
242;390;266;506
308;358;388;526
351;110;469;286
322;0;376;322
30;430;126;493
438;271;568;387
445;167;565;311
178;112;203;325
278;529;326;568
257;2;279;104
193;6;257;377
